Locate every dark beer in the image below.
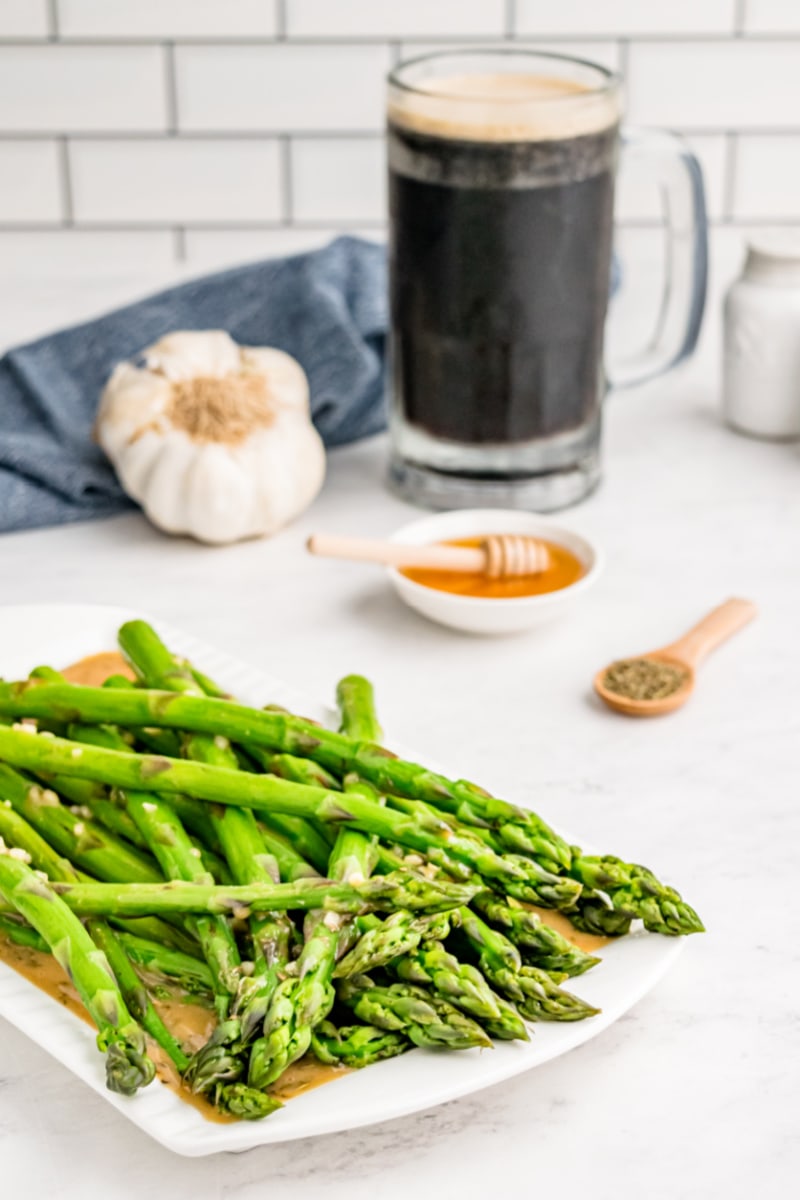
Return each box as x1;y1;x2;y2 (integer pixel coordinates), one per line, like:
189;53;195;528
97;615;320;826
388;72;619;484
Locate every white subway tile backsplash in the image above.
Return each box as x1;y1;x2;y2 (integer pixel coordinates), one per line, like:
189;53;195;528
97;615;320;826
291;138;385;222
58;0;278;38
733;135;800;217
627;41;800;129
514;0;736;37
287;0;505;39
0;142;62;222
0;46;167;133
0;2;797;258
176;44;390;132
744;1;800;33
70;139;282;223
0;0;49;36
183;227;384;269
615;134;729;222
0;229;177;274
399;40;621;74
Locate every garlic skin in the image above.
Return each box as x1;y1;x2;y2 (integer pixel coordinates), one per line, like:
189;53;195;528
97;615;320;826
96;331;326;545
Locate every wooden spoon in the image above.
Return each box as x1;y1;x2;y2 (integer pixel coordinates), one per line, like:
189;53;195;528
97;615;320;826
594;597;758;717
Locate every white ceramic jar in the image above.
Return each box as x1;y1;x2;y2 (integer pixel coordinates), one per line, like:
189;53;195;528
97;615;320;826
722;232;800;439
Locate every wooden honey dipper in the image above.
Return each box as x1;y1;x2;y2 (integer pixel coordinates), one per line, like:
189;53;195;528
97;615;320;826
306;533;551;579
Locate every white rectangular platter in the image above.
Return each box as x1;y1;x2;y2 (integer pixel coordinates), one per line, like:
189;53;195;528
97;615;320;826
0;604;683;1155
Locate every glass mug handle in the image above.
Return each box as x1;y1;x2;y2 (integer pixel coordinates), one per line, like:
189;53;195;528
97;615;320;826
607;126;708;390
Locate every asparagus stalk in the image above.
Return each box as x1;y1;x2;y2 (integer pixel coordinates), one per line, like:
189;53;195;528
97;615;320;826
311;1020;408;1069
0;681;569;867
67;724;243;1022
0;913;49;951
337;975;492;1050
569;856;704;936
117;622;294;1042
0;797;208;1072
392;940;509;1027
121;620;338;873
334;911;450;979
336;675;383;743
0;762;161;884
41;874;476;916
0;850;155;1095
470;892;600;978
0;729;579;910
0;764;200;955
89;920;190;1071
0;671;702;934
456;907;599;1022
115;932;214;996
248;778;382;1090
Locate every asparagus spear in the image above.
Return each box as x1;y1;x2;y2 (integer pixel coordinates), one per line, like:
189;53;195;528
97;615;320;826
334;911;451;979
41;874;476;916
0;850;155;1095
391;939;510;1028
0;674;702;934
248;909;340;1089
115;931;214;996
470;892;600;977
456;907;599;1022
121;619;338;872
0;798;206;1074
0;728;579;910
67;725;243;1022
336;675;383;743
569;856;704;936
311;1020;408;1069
248;778;382;1089
0;912;49;951
0;762;161;884
0;681;569;868
117;622;294;1043
337;975;492;1050
89;919;190;1071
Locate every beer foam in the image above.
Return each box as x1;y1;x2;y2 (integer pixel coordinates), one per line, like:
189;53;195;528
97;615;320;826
388;73;620;142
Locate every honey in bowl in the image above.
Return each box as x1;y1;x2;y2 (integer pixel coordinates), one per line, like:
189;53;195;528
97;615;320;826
399;537;585;599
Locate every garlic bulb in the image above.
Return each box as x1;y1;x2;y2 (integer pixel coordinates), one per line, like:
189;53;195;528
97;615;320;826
96;331;325;545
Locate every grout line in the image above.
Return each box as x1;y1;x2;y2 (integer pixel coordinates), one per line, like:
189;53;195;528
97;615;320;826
173;228;186;261
0;130;388;141
164;43;179;134
0;220;389;232
45;0;59;39
57;136;73;225
618;37;630;80
279;135;293;224
3;126;800;142
388;40;402;69
275;0;287;40
505;0;516;39
5;33;800;47
734;0;748;35
722;132;739;222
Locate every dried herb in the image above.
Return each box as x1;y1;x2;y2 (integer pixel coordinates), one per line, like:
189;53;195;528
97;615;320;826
601;657;688;702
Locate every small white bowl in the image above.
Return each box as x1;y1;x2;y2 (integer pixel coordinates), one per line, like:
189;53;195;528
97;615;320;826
388;509;603;635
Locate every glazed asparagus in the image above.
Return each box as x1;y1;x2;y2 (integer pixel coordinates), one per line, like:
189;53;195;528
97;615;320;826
0;617;702;1126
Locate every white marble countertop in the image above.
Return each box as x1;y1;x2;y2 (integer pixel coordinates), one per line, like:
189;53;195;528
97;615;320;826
0;266;797;1199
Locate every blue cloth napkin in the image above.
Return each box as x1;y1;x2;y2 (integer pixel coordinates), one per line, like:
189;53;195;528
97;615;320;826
0;236;387;534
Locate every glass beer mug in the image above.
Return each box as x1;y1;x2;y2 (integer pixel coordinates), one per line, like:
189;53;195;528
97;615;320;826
386;49;707;510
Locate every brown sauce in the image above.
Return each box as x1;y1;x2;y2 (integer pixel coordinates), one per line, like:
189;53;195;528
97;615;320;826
61;651;135;687
399;536;585;599
525;905;612;954
0;933;344;1121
